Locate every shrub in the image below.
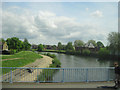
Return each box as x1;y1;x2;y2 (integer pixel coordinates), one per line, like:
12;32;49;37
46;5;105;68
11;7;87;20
10;49;17;54
82;49;90;55
98;48;110;58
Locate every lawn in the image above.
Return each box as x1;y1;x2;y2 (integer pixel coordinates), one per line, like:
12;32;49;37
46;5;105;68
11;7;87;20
1;51;43;74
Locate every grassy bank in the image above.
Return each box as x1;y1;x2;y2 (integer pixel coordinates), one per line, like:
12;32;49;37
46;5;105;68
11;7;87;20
37;53;61;82
2;51;43;74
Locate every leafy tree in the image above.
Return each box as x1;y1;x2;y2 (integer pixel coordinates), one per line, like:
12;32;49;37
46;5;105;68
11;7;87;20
38;44;43;51
88;40;97;47
82;49;90;55
66;42;74;51
23;38;31;50
98;48;110;58
107;32;120;55
0;38;5;44
74;40;84;47
52;45;57;50
97;41;104;48
6;37;21;50
58;42;62;50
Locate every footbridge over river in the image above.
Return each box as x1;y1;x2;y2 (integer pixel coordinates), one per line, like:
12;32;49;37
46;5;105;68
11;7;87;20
1;67;115;83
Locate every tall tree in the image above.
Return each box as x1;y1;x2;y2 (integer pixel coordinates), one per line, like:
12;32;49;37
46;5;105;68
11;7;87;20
38;44;43;51
58;42;62;50
0;38;5;44
6;37;23;51
97;41;104;48
107;32;120;55
74;40;84;47
66;42;74;51
23;38;31;50
88;40;97;47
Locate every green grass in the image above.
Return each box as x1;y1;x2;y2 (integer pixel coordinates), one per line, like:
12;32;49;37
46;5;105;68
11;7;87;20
2;51;43;74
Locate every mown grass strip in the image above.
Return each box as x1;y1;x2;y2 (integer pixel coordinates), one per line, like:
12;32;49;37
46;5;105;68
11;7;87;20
2;51;43;74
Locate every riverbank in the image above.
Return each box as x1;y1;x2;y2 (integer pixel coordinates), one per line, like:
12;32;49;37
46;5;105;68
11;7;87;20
41;50;120;60
19;55;53;81
2;54;53;82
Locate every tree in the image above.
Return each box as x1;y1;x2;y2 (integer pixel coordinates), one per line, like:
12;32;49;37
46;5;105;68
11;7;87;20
74;40;84;47
0;38;5;44
6;37;20;50
23;38;31;50
52;45;57;50
97;41;104;48
88;40;97;47
107;32;120;55
58;42;62;50
38;44;43;51
66;42;74;51
98;48;110;58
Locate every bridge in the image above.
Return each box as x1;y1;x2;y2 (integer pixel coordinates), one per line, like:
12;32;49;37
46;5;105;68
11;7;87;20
1;67;115;83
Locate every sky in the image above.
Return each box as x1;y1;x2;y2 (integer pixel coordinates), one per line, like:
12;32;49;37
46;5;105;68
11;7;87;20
1;2;118;46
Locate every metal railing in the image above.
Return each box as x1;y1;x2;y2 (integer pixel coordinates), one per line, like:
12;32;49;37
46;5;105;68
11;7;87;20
1;67;115;83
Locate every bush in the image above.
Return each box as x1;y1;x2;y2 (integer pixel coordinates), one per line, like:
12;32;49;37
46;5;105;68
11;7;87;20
45;53;56;58
10;49;17;54
82;49;90;55
51;58;61;67
98;48;110;58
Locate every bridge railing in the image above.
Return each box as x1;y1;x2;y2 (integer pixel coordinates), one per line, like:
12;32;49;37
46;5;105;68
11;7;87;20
0;67;115;83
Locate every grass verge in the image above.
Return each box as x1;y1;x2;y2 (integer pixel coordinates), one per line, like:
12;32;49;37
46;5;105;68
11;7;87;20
2;51;43;74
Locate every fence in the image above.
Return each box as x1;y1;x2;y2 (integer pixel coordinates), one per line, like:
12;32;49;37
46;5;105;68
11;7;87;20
1;67;115;83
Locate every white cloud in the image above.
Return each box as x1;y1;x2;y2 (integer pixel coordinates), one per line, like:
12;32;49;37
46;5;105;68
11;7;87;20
90;10;103;17
86;8;89;11
2;9;107;45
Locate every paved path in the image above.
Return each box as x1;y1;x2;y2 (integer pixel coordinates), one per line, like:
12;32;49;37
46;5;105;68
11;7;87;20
2;82;115;88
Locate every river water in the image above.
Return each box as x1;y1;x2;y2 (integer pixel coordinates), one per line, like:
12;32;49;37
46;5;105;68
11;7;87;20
45;52;116;67
41;52;116;82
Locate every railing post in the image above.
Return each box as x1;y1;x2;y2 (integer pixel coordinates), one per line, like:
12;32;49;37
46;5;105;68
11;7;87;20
62;69;64;83
10;68;12;83
86;68;88;82
107;69;109;81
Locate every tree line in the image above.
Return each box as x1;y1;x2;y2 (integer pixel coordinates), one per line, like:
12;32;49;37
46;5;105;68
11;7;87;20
37;32;120;59
1;32;119;58
1;37;31;54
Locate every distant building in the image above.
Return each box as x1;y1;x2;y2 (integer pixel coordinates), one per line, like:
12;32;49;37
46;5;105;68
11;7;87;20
84;43;95;48
0;42;9;54
46;45;52;50
31;44;38;49
2;42;8;51
0;42;8;51
75;43;99;52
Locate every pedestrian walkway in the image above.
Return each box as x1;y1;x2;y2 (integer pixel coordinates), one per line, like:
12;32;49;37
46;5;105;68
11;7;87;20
2;81;114;88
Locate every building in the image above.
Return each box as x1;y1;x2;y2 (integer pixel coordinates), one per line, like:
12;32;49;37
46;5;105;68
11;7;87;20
0;42;9;54
0;42;8;51
75;43;99;52
31;44;38;49
2;42;8;51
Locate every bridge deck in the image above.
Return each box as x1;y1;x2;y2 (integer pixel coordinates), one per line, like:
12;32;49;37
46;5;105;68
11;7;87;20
2;81;114;88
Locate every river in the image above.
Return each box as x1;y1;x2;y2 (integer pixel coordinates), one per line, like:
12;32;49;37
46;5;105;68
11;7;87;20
41;52;116;82
43;52;116;67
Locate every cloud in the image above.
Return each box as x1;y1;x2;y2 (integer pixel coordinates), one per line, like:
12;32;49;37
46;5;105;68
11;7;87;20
90;10;103;17
2;8;107;45
86;8;89;11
